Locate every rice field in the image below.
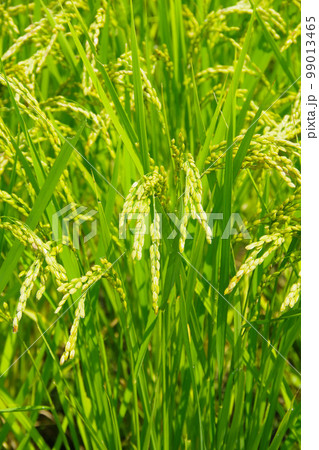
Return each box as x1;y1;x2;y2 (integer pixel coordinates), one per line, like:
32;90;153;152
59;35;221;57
0;0;301;448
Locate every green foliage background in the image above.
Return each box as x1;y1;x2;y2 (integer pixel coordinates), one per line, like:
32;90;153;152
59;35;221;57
0;0;301;448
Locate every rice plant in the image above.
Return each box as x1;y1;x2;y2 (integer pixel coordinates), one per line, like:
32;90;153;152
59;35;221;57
0;0;301;448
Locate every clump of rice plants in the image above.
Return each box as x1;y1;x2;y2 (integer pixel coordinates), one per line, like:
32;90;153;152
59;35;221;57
0;0;300;448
